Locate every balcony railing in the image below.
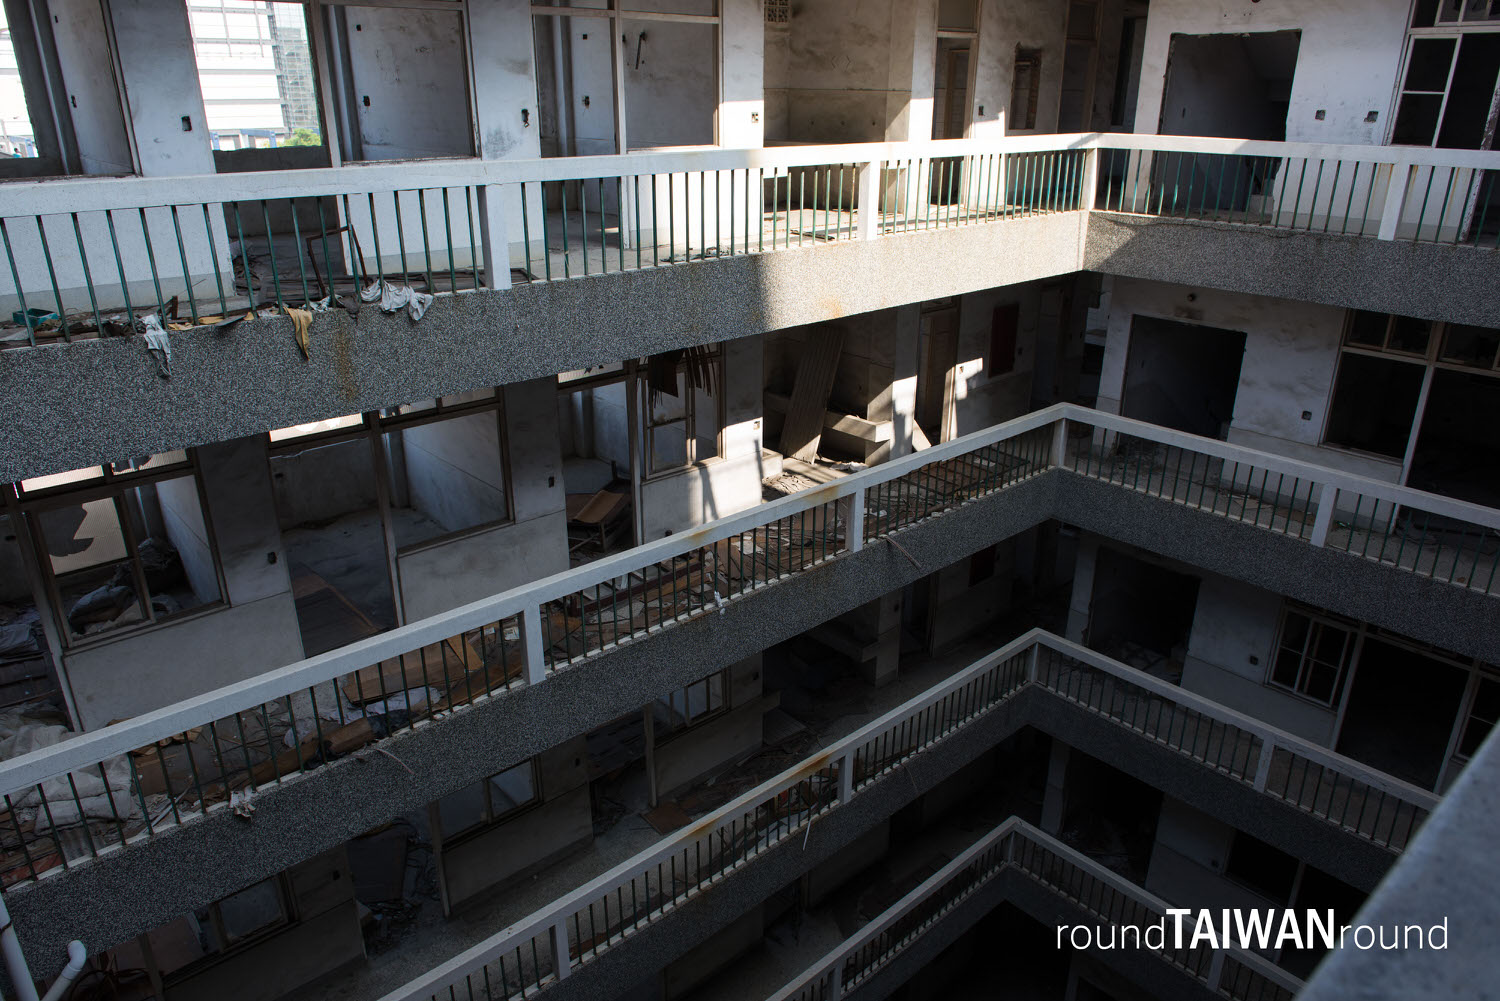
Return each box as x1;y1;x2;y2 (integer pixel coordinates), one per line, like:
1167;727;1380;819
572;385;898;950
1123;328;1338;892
0;134;1494;348
767;817;1301;1001
374;630;1424;1001
0;402;1479;898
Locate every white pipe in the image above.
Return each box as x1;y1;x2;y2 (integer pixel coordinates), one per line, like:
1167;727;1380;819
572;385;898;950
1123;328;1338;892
38;941;85;1001
0;895;37;1001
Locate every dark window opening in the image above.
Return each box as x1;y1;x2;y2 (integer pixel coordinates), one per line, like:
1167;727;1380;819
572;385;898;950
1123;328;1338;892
1323;353;1423;458
1224;831;1299;903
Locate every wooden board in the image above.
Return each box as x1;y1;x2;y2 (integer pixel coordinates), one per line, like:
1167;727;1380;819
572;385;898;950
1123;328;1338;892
778;326;845;462
342;634;485;705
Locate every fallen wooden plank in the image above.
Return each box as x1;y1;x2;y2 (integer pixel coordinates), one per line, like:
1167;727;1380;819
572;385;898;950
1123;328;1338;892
342;634;484;705
764;391;892;443
779;327;844;462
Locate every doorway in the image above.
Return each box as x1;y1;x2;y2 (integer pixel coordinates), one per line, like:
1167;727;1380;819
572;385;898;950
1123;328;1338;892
1121;316;1245;440
1334;637;1468;789
1158;31;1300;212
917;305;960;444
1087;547;1200;681
930;39;971;205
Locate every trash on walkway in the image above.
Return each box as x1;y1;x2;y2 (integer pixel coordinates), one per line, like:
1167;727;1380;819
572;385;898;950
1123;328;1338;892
360;280;434;322
285;306;313;359
141;315;172;378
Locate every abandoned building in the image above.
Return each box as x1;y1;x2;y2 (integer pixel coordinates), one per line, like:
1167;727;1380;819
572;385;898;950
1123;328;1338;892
0;0;1494;999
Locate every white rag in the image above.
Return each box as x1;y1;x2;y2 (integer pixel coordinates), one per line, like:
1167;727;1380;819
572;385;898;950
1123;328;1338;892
359;281;434;322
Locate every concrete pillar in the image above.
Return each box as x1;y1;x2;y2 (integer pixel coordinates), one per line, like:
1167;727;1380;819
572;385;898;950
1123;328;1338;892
883;0;937;142
1064;536;1098;644
863;590;903;688
1041;737;1069;834
468;0;544;162
718;0;764;147
864;304;920;466
106;0;215;177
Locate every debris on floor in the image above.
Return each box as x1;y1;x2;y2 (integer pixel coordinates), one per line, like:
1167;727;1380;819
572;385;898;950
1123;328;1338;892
360;280;434;321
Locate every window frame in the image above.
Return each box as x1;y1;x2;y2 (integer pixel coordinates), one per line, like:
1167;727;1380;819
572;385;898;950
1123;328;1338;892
266;389;515;554
1321;309;1500;462
436;757;542;844
16;451;227;648
1455;672;1500;760
653;670;730;743
1266;604;1358;708
641;348;725;479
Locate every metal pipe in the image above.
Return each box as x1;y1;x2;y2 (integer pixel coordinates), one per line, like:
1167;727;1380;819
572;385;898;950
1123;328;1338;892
38;941;85;1001
0;894;37;1001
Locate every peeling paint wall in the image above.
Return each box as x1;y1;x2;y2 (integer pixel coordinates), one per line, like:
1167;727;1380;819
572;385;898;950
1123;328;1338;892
1135;0;1409;144
1098;278;1405;483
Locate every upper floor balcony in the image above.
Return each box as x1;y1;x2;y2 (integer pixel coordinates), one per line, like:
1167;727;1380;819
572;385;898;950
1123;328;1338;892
1;133;1499;485
0;398;1490;975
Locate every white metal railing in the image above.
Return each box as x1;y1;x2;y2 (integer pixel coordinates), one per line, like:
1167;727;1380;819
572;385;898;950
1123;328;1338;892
0;401;1483;894
377;629;1421;1001
767;817;1302;1001
1;133;1494;344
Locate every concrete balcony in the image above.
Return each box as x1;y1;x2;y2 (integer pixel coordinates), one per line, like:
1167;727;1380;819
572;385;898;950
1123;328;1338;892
1;135;1498;483
0;402;1492;973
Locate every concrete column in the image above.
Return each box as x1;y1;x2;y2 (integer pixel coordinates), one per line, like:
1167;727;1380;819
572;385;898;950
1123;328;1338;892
1041;737;1069;835
718;0;764;148
467;1;545;260
1064;536;1097;644
105;0;215;177
863;305;920;466
468;0;544;162
863;590;902;688
883;0;937;142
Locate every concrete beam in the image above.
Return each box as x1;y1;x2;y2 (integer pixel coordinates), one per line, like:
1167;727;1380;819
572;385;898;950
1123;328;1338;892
1084;212;1500;330
0;214;1087;483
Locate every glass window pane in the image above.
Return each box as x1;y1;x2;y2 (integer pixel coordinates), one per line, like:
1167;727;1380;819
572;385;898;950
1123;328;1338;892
387;409;509;548
487;761;536;816
1388;316;1433;355
0;8;38;157
1304;663;1337;703
1324;354;1424;458
438;780;487;837
1440;324;1500;368
1345;310;1389;348
1392;93;1444;146
216;879;285;945
38;499;140;638
270;414;363;442
1405;38;1458;92
1271;648;1302;688
20;467;105;495
188;0;322;149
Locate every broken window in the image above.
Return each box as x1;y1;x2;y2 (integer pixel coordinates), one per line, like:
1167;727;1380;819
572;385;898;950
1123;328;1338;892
1439;323;1500;370
1269;605;1356;706
437;759;539;840
381;390;512;548
187;1;323;152
1010;48;1043;131
653;671;727;740
1324;312;1429;459
1457;675;1500;758
18;453;223;644
642;347;723;477
0;7;37;158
